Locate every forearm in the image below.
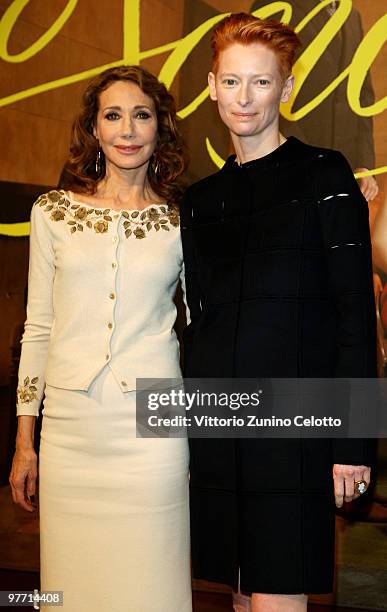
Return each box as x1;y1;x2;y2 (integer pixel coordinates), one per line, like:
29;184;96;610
11;416;38;512
316;152;377;376
16;416;36;450
17;341;49;416
16;201;55;417
316;152;377;467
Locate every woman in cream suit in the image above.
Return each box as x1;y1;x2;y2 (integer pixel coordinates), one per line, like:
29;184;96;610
9;66;192;612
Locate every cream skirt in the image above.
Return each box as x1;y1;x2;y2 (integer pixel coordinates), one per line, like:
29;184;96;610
39;367;191;611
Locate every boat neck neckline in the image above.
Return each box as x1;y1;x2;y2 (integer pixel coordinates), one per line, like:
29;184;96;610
63;190;168;213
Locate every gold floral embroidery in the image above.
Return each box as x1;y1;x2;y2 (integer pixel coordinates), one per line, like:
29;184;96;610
37;190;179;238
74;207;88;221
51;209;65;221
121;205;179;239
17;376;39;404
94;219;109;233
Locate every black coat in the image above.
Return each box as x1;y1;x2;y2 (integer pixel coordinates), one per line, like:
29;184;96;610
180;137;376;594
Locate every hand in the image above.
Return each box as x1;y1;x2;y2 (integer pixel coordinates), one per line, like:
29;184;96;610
333;463;371;508
9;448;38;512
355;168;379;201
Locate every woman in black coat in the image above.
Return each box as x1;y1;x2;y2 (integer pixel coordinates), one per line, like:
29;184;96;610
180;13;376;612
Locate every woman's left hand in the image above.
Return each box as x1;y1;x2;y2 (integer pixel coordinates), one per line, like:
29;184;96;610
333;463;371;507
355;168;379;202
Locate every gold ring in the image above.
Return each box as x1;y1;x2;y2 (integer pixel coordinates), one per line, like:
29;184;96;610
354;480;368;495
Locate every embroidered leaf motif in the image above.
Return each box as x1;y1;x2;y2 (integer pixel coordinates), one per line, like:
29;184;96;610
148;208;160;222
51;210;65;221
125;228;132;238
48;191;61;202
74;207;87;220
31;377;38;384
24;377;29;386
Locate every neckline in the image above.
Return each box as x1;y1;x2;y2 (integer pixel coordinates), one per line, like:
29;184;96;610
63;190;168;213
225;136;298;171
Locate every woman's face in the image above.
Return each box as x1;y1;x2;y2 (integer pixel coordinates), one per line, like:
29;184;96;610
208;42;293;141
93;80;158;172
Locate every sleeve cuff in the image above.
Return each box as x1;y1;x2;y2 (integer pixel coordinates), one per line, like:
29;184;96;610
332;438;376;467
16;375;43;417
16;403;40;417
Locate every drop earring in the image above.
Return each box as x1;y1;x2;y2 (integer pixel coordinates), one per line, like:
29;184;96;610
152;153;160;176
95;148;102;175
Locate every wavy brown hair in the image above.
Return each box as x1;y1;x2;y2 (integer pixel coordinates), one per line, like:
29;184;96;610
59;66;188;206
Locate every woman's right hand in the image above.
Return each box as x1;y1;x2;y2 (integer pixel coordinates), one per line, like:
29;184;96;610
9;447;38;512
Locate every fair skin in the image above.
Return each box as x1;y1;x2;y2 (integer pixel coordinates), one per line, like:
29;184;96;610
209;42;371;612
9;416;37;512
9;80;162;512
209;43;377;200
208;42;293;164
355;170;378;202
371;177;387;273
77;79;161;211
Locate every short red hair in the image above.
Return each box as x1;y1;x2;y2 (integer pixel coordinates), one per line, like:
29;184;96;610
211;13;301;80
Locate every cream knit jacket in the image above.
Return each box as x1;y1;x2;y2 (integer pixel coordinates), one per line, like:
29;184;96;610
16;190;188;416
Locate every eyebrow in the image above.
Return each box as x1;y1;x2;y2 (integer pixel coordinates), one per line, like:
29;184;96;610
219;73;273;78
102;104;153;111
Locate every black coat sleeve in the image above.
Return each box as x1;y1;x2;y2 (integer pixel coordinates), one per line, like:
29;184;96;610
180;188;202;372
315;150;377;465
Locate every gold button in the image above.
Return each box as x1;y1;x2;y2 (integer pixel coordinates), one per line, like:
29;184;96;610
108;323;113;329
109;292;115;300
112;262;117;269
121;381;127;387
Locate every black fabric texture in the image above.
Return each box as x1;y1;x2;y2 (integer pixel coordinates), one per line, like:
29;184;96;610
180;137;377;593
